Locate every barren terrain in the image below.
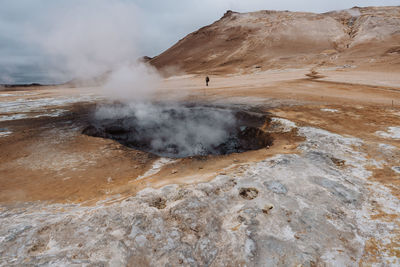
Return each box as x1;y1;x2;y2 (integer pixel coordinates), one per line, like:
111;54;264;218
150;6;400;75
1;6;400;267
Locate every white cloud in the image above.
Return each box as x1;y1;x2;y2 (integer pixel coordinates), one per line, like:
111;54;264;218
0;0;399;83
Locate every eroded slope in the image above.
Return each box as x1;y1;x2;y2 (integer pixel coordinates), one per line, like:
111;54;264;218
150;6;400;74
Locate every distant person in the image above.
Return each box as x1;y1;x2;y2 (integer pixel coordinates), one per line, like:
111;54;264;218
205;76;210;86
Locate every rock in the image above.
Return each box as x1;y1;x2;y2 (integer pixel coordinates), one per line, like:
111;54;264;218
264;181;288;195
148;197;166;209
171;169;178;174
239;188;259;200
312;176;360;204
262;204;274;214
330;157;345;167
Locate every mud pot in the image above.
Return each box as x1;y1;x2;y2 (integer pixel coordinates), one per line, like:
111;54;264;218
83;102;273;158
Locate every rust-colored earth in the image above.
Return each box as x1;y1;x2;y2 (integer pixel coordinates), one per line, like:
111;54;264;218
1;67;399;204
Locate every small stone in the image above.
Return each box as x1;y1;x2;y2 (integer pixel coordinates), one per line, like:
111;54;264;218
331;157;345;167
107;177;113;183
262;204;274;214
237;215;246;223
171;169;178;174
149;197;166;209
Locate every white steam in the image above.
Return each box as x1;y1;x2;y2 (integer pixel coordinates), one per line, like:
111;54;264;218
102;63;161;101
346;8;361;17
93;103;238;158
32;0;160;100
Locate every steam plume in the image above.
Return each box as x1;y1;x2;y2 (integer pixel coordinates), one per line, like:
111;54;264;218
32;0;161;100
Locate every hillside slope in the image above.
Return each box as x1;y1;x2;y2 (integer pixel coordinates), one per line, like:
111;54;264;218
150;6;400;74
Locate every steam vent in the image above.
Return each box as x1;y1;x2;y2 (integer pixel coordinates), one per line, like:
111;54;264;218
83;103;273;158
1;4;400;266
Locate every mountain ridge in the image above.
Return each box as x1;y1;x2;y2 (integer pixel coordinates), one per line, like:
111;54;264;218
149;6;400;75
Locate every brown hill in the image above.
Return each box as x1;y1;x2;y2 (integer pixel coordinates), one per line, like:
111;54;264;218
149;6;400;74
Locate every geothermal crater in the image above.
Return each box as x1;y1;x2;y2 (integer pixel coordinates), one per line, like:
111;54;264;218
83;103;273;158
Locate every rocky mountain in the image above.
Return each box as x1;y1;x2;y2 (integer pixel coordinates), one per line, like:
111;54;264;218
150;6;400;74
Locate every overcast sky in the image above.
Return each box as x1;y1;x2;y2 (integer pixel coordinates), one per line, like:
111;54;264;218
0;0;399;83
